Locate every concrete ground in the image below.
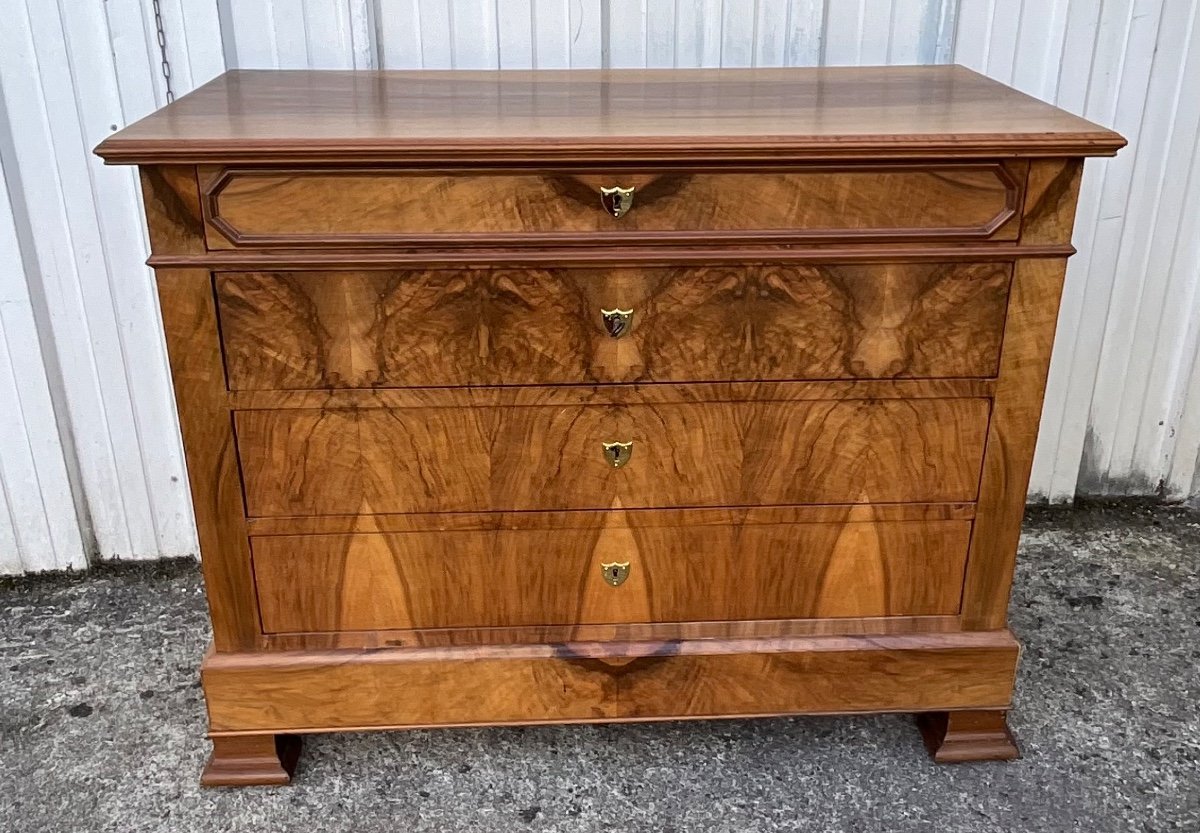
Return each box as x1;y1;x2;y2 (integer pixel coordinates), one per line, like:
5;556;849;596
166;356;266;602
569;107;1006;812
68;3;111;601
1;503;1198;833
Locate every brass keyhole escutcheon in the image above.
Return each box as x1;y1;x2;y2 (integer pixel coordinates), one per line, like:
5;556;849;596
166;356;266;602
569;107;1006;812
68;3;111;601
601;308;634;338
602;440;633;468
599;185;635;218
601;561;630;587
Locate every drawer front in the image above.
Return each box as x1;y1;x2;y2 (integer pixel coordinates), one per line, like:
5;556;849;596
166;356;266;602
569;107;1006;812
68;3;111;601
251;515;973;632
203;164;1021;247
235;398;989;516
217;262;1011;390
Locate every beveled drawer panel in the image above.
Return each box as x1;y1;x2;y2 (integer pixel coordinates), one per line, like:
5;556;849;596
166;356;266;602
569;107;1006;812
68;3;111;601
234;398;990;517
216;262;1012;390
251;513;973;632
202;164;1021;247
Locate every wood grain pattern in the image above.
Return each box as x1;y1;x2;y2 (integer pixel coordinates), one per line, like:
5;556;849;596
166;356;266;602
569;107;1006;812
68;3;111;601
148;242;1076;270
201;734;301;787
961;159;1084;630
246;502;976;536
1019;157;1088;245
154;269;260;651
234;398;990;516
139;166;204;255
95;67;1125;165
140;165;261;652
216;263;1012;390
917;710;1020;763
261;615;965;651
251;516;972;632
200;630;1021;732
228;378;997;411
203;165;1020;247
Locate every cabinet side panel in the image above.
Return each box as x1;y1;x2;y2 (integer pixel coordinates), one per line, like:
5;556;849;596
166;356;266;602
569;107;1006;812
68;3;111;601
140;166;207;255
961;159;1083;630
141;166;260;650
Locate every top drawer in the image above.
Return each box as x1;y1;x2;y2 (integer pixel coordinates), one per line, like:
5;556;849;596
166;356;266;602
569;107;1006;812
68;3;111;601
200;163;1024;248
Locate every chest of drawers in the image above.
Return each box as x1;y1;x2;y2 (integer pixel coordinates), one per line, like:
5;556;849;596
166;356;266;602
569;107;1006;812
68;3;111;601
97;66;1122;785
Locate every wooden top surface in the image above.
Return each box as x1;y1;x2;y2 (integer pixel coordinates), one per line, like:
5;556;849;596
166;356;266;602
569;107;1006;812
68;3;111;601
97;66;1124;165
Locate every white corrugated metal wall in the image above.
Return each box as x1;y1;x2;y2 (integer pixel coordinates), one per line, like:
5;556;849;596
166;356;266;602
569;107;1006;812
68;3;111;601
0;0;1197;574
0;0;223;574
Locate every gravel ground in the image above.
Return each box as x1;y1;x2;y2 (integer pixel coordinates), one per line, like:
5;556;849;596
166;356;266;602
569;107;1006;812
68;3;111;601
1;502;1198;832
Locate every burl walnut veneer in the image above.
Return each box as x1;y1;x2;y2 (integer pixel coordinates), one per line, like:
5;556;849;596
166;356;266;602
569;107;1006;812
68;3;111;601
96;66;1123;785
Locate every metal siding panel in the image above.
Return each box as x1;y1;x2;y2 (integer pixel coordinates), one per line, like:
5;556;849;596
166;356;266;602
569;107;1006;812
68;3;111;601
822;0;866;65
450;0;500;69
887;0;921;63
607;0;649;67
111;0;175;106
930;0;958;63
721;0;756;67
0;157;87;574
498;0;534;68
0;0;201;571
568;0;603;67
1107;0;1200;495
1;0;137;560
0;297;83;573
272;0;315;67
349;0;379;68
1003;0;1143;501
646;0;677;67
1074;0;1166;494
60;0;196;558
1162;25;1200;497
981;0;1021;81
171;0;228;86
858;0;896;65
298;1;357;68
785;0;825;65
890;0;935;63
953;0;996;72
1168;304;1200;496
531;0;570;68
1009;0;1071;98
105;0;168;114
417;0;455;67
222;0;281;68
376;0;424;68
754;0;790;67
674;0;723;67
0;468;22;575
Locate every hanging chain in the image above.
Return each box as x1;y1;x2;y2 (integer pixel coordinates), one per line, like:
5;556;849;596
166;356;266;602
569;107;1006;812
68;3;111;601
152;0;175;103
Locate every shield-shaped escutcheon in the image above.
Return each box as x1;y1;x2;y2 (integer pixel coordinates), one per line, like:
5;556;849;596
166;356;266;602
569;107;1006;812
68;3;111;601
600;561;631;587
601;440;634;468
599;185;635;218
600;307;634;338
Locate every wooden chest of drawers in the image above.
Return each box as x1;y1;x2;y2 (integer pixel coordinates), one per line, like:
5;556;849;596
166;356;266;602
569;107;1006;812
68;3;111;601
97;66;1122;785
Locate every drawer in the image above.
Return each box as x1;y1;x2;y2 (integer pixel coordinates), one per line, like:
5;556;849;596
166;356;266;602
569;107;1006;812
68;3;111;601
250;513;973;632
201;164;1022;247
216;262;1012;390
234;398;990;516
